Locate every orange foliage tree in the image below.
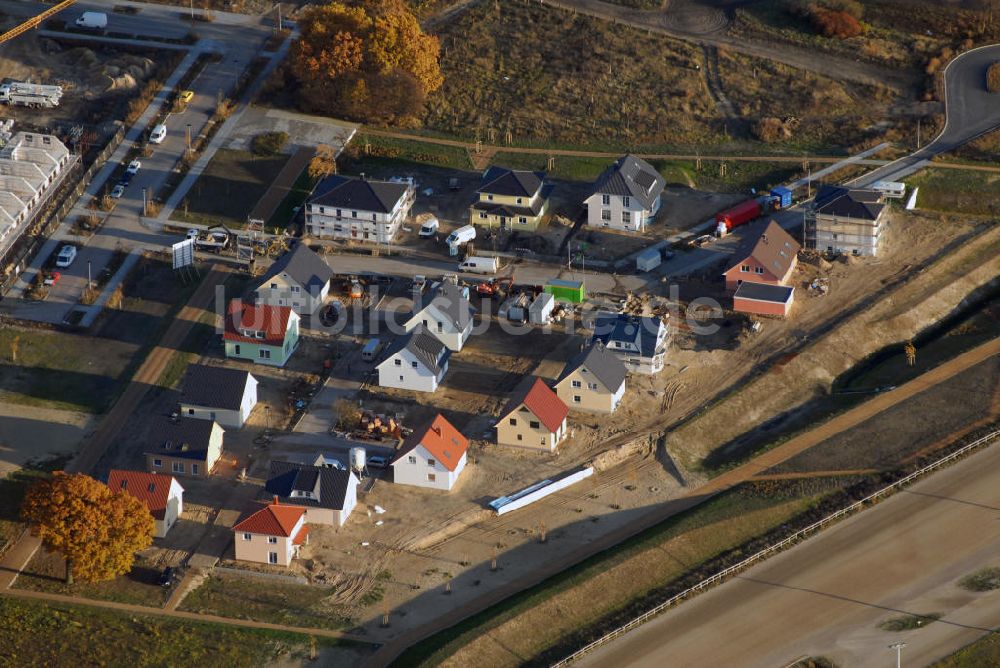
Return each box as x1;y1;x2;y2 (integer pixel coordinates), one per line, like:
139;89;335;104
20;472;155;584
289;0;443;124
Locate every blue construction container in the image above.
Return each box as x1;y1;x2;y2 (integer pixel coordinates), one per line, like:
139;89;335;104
770;186;793;209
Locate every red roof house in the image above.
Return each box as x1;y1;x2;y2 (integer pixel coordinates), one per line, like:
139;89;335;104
223;299;300;367
722;220;800;291
233;499;309;567
107;470;184;538
495;377;570;451
392;414;470;491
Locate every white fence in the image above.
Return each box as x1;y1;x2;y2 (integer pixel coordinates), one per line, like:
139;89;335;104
551;428;1000;667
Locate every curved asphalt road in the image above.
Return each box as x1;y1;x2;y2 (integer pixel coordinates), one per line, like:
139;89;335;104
854;44;1000;186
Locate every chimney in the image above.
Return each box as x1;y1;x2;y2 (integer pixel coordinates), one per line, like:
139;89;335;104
272;495;279;506
431;425;442;436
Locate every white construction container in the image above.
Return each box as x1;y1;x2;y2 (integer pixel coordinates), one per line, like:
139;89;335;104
635;247;662;272
528;292;554;324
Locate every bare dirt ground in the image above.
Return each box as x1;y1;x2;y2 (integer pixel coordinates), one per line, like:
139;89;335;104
0;402;93;476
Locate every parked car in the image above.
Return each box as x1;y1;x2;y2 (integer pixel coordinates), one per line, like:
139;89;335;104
55;245;77;268
119;172;133;187
125;160;141;175
178;90;194;103
367;455;389;469
42;271;61;286
110;184;125;199
158;566;177;587
149;124;167;144
418;217;439;238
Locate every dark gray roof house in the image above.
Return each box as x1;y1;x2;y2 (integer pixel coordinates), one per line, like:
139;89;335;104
556;341;627;393
310;175;410;214
254;244;333;296
592;312;668;374
180;364;255;411
813;185;885;221
145;416;220;461
591;155;665;210
476;166;545;198
380;327;451;376
265;460;356;513
413;282;476;331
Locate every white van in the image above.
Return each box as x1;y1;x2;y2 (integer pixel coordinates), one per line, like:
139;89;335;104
361;338;381;362
149;124;167;144
75;11;107;29
418;218;439;237
458;256;498;274
446;224;476;247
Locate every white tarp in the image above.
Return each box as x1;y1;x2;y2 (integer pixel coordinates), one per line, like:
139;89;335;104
490;467;594;515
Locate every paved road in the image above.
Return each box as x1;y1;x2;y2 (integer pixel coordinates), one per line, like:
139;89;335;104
365;338;1000;666
853;44;1000;186
579;429;1000;668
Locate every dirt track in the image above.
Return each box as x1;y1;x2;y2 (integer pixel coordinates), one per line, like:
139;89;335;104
365;337;1000;667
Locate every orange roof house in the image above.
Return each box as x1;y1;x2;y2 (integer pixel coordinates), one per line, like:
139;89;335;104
107;470;184;539
495;377;570;451
392;414;470;491
233;499;309;567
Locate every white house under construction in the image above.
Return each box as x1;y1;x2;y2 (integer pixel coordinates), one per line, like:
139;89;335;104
0;131;72;254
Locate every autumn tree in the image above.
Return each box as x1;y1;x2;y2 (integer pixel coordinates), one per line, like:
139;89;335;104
308;143;338;179
20;472;154;584
289;0;443;123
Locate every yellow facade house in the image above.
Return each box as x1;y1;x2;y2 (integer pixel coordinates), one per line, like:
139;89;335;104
469;167;551;232
495;376;569;452
554;341;627;413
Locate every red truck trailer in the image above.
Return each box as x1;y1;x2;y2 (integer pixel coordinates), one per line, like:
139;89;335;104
715;199;763;236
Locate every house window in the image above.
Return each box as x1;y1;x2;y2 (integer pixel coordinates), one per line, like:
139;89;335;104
509;418;517;426
268;552;279;565
428;459;436;467
319;207;325;214
270;282;278;289
192;464;200;475
601;194;610;206
395;359;402;366
487;194;494;201
529;420;540;429
290;286;300;293
588;382;598;390
234;344;241;355
516;197;523;204
623;196;630;207
188;409;194;415
741;265;750;273
243;532;252;541
268;536;278;544
517;434;523;441
518;217;527;225
172;462;184;474
755;267;764;275
621;211;631;224
437;321;444;332
479;212;487;219
411;361;418;369
336;209;342;217
408;456;417;464
351;211;357;218
153;459;162;468
574;395;581;403
571;380;582;388
259;349;271;360
601;210;611;222
255;331;265;339
427;473;436;482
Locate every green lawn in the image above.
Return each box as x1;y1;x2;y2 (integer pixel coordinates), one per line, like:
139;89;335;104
908;168;1000;217
935;632;1000;667
171;149;290;228
348;132;473;171
13;551;170;608
0;596;368;667
179;573;353;631
267;168;318;230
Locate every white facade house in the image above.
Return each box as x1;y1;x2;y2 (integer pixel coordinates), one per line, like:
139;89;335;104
265;461;359;527
592;313;669;375
305;175;415;244
178;364;258;429
376;328;450;393
252;244;333;316
805;185;888;257
403;282;475;352
107;470;184;539
585;155;666;232
392;414;469;491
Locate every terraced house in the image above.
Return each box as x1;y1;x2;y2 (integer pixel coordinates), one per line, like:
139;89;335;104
470;166;551;231
305;174;415;244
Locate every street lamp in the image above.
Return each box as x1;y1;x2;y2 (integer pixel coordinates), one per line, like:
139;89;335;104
890;641;907;668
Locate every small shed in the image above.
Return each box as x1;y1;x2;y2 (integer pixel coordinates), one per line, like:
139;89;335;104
529;292;554;324
635;247;661;272
770;186;793;209
544;279;585;304
733;282;794;317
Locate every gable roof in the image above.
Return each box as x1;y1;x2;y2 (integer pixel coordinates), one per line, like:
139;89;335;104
144;416;220;461
477;166;544;198
593;313;666;359
265;460;356;510
813;185;885;221
223;300;294;346
556;341;627;392
234;501;305;537
591;155;665;209
394;414;469;471
256;244;333;294
108;470;181;520
412;282;475;331
180;364;255;411
725;220;800;277
309;174;409;214
499;376;568;433
734;281;795;304
378;328;451;375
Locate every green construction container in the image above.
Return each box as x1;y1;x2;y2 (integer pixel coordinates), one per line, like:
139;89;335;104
544;279;585;304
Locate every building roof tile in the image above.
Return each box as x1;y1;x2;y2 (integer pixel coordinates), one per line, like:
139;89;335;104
107;470;182;520
498;377;569;433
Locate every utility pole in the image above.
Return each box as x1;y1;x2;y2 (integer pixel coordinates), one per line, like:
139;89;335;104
917;118;922;149
890;641;906;668
87;260;92;290
190;0;194;20
186;123;192;151
142;188;148;217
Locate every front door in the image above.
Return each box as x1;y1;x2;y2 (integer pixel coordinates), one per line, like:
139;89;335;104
500;216;508;230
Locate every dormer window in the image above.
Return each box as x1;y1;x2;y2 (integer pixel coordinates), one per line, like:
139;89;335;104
622;196;630;207
255;331;265;339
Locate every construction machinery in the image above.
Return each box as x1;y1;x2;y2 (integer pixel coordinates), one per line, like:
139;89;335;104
0;0;77;45
476;274;514;298
0;81;64;108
